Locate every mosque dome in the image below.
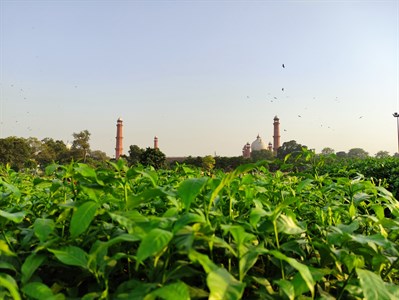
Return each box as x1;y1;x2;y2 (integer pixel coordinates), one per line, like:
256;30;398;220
251;135;268;151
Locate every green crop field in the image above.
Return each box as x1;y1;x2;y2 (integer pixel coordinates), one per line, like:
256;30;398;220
0;158;399;299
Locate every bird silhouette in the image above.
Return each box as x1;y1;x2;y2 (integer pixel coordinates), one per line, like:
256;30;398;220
282;88;284;92
298;115;301;118
282;64;285;68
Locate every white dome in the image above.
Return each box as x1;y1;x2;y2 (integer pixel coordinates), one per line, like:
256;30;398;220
251;135;267;151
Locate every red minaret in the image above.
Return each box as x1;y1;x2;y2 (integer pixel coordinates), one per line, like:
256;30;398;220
154;136;158;149
242;142;251;158
273;116;280;155
115;117;123;159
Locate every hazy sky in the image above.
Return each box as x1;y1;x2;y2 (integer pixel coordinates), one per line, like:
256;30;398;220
1;0;398;158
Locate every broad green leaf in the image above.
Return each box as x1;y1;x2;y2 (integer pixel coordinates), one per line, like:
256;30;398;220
356;268;393;300
127;188;166;209
49;246;88;269
34;218;55;243
275;279;295;300
207;268;245;300
0;239;16;256
269;250;315;297
136;228;173;267
0;273;21;300
70;201;98;238
0;210;26;223
276;214;305;235
177;177;208;211
21;253;47;284
239;248;259;281
188;249;218;273
22;282;58;300
75;164;97;179
145;281;190;300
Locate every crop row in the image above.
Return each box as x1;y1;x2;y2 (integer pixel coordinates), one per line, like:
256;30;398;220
0;160;399;299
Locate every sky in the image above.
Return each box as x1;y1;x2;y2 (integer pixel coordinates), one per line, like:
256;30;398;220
0;0;398;158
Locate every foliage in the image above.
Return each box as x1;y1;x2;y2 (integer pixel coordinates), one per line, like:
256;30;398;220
71;130;91;162
347;148;369;159
0;137;31;170
0;159;398;299
202;155;215;172
139;147;167;169
320;147;335;155
277;140;307;160
251;149;274;161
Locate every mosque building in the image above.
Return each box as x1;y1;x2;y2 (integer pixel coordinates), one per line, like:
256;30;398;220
242;116;281;158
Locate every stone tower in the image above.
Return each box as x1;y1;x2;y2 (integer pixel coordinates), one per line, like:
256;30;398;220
115;117;123;159
273;116;280;155
154;136;159;149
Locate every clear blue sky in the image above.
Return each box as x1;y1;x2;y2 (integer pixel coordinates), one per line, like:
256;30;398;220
1;0;398;158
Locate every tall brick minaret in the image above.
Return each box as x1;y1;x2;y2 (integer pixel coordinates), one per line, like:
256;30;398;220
273;116;280;155
154;136;158;149
115;117;123;159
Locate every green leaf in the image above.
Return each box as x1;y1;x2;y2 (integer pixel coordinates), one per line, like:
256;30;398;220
145;281;190;300
177;177;208;211
22;282;56;300
0;239;16;256
276;214;305;235
207;268;245;300
275;279;295;300
127;188;166;209
356;268;393;300
34;218;55;243
0;273;21;300
269;250;315;297
188;249;218;273
70;201;98;239
0;210;26;223
136;228;173;267
49;246;88;269
21;253;47;285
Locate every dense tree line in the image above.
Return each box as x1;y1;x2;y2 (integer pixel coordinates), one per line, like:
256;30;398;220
1;133;396;172
0;130;108;170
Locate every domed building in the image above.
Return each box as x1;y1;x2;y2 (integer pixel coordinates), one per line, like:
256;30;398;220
242;116;280;158
243;135;272;158
251;134;268;152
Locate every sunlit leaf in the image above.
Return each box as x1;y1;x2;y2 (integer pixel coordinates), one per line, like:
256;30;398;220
0;273;21;300
145;281;190;300
357;268;393;300
70;201;98;239
177;177;208;211
49;246;88;269
207;268;245;300
136;228;173;267
0;210;26;223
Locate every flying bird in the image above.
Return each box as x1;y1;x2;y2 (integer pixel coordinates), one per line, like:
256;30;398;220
282;88;284;92
282;64;285;68
298;115;301;118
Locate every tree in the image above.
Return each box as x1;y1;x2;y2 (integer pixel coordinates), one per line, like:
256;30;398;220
321;147;335;155
0;137;31;170
251;149;274;162
336;151;347;158
277;140;307;160
202;155;215;172
71;130;91;162
127;145;144;166
347;148;368;159
140;147;166;169
375;151;390;158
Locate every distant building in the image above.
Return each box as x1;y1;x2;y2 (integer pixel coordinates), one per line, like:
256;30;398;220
242;116;281;158
115;117;123;159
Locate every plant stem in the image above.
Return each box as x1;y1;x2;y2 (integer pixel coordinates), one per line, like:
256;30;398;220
336;270;355;300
